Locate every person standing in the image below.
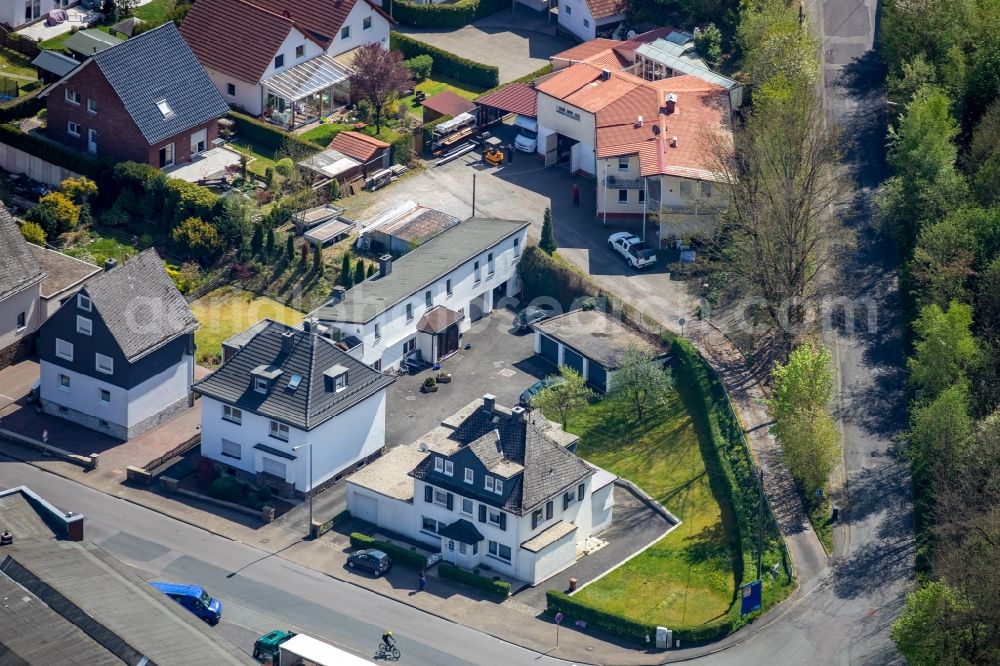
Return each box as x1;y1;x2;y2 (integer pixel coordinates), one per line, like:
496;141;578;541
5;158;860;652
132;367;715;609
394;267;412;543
571;182;580;207
506;143;515;164
418;570;426;592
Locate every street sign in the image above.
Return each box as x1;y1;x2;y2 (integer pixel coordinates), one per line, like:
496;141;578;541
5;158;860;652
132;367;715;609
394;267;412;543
740;580;762;615
554;612;563;646
554;612;563;624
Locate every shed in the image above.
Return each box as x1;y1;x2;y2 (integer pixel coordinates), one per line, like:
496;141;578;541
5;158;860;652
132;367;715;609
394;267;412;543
475;81;537;127
110;16;144;37
421;91;476;124
532;309;667;392
292;204;344;233
298;148;362;187
63;29;123;61
31;50;79;83
304;217;356;247
329;130;391;175
355;200;460;256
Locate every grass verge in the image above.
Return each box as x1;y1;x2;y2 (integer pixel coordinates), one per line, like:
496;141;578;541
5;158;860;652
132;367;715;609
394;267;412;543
189;285;304;363
398;76;484;120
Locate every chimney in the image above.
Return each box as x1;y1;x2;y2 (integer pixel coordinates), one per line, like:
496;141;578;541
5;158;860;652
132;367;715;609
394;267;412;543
303;317;316;333
665;93;677;114
483;393;496;413
0;530;11;546
671;136;678;148
378;254;393;278
600;68;611;80
104;258;117;272
281;329;295;353
511;405;528;422
636;115;643;127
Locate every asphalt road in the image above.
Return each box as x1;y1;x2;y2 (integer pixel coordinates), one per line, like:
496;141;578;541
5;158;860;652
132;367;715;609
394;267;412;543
0;458;566;666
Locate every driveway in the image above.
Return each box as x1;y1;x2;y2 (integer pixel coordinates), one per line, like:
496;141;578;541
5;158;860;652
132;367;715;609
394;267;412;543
396;6;571;83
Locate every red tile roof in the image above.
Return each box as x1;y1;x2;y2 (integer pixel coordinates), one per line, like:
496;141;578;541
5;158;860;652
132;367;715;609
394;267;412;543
539;63;732;180
586;0;626;20
475;81;537;117
180;0;305;83
551;39;621;64
421;91;476;118
253;0;393;43
330;130;390;162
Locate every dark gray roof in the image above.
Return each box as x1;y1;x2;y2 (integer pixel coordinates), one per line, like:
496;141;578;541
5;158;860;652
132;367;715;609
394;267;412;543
63;29;123;55
0;541;253;665
77;248;198;362
412;402;590;515
89;22;229;145
314;218;529;324
193;320;395;430
0;203;44;300
31;49;80;77
533;309;666;369
29;244;100;298
439;518;484;543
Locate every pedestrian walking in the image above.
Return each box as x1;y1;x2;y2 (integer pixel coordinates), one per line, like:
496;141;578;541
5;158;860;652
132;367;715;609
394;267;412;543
418;571;426;592
571;183;580;207
506;143;514;164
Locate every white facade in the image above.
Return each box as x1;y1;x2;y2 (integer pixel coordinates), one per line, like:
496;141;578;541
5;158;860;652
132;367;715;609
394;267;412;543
535;92;597;174
556;0;622;42
200;391;387;492
39;353;192;439
5;0;75;30
323;229;527;370
0;282;40;356
328;0;390;56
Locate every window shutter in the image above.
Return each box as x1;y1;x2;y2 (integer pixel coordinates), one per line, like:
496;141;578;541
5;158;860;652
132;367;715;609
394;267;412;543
424;486;433;503
446;493;454;510
578;483;585;501
478;504;487;523
499;513;507;531
546;501;553;520
531;512;538;529
563;493;570;510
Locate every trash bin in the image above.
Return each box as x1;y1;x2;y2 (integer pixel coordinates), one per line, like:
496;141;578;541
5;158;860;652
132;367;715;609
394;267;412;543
655;627;672;649
568;577;578;592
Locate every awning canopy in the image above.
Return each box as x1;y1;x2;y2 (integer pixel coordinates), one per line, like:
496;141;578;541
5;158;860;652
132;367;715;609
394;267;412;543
476;82;537;118
263;54;352;102
417;305;464;334
438;519;485;544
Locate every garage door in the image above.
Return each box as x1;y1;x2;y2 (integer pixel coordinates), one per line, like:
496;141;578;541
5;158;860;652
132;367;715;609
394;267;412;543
589;363;608;393
540;334;560;365
563;347;585;376
470;293;486;322
354;494;378;525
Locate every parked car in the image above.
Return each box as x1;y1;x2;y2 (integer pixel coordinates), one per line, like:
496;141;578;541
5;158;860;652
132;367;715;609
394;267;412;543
520;376;566;407
514;304;555;331
608;232;657;269
150;582;222;625
253;629;296;663
347;549;392;577
513;114;538;153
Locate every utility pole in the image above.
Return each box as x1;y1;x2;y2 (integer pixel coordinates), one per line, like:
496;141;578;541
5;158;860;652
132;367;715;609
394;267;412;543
472;174;477;218
757;467;764;580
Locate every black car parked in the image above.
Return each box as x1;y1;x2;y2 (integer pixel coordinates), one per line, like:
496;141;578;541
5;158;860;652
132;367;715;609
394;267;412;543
514;304;555;332
347;549;392;577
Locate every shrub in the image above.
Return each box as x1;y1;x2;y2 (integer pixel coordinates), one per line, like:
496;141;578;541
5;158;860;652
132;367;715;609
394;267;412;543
195;456;219;488
391;33;499;88
208;476;244;503
391;132;414;165
387;0;508;29
404;54;433;80
438;563;511;598
545;590;655;644
226;110;323;154
60;176;97;204
163;179;219;228
349;532;429;569
275;157;295;177
171;216;222;262
100;200;130;227
26;191;80;237
19;221;45;245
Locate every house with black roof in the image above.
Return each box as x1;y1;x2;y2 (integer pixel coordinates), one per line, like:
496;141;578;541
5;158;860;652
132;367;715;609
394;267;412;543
0;203;45;367
346;394;616;584
36;249;199;440
194;319;395;498
41;22;229;168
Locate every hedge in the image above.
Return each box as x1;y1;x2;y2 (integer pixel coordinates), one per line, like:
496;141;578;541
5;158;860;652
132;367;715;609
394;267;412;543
0;123;102;178
438;563;511;599
391;33;499;89
385;0;508;29
349;532;429;570
226;110;324;155
0;89;45;123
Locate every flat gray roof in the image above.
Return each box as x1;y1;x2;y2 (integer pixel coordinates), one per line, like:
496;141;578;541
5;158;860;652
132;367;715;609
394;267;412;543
533;309;665;369
314;217;529;324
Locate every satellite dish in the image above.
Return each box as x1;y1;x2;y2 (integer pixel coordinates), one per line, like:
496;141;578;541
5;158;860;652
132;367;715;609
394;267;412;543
652;125;661;135
627;30;636;39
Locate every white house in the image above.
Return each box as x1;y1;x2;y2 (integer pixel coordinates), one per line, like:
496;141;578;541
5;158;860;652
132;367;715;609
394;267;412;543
4;0;74;30
557;0;625;42
194;320;395;498
312;217;529;371
36;250;199;440
534;62;732;242
0;204;44;368
347;394;616;585
180;0;391;128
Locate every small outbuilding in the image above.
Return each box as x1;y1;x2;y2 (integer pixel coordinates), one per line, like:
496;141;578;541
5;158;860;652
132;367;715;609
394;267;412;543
421;91;476;124
532;309;667;393
30;50;79;84
355;200;460;256
475;81;537;128
63;29;124;61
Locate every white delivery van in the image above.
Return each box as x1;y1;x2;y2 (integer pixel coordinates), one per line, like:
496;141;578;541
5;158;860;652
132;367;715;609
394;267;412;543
278;634;373;666
513;115;538;153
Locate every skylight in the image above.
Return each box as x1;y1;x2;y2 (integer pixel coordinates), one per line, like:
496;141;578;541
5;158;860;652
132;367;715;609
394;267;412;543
156;98;174;119
288;374;303;391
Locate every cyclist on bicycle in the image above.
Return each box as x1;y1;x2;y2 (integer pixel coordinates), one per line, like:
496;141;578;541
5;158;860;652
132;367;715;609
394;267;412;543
382;630;395;648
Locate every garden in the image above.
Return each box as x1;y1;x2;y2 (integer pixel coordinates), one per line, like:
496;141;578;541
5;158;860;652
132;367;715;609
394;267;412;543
39;0;184;52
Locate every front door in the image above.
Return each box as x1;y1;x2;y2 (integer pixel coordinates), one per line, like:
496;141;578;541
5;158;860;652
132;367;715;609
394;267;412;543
87;128;97;155
443;539;457;564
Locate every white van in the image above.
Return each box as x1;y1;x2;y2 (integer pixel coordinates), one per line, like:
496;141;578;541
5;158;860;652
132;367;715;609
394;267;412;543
513;115;538;153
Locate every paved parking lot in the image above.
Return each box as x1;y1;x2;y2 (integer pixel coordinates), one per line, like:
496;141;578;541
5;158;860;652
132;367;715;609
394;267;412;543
397;6;571;83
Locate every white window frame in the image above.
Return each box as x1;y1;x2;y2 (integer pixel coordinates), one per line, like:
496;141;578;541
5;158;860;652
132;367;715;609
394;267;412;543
618;157;629;171
221;438;241;459
99;388;111;404
16;311;26;331
444;460;454;476
461;498;473;515
77;293;91;311
64;88;80;105
56;338;73;361
255;376;269;393
374;322;381;339
76;315;92;335
488;509;502;526
334;373;347;392
95;353;113;375
66;120;80;137
433;488;449;507
406;303;413;321
495;479;503;494
485;475;494;492
269;420;289;441
86;97;96;114
421;515;440;533
434;457;443;472
487;252;494;276
223;405;242;424
274;53;285;69
58;373;70;390
474;260;481;284
159;142;175;168
464;468;474;484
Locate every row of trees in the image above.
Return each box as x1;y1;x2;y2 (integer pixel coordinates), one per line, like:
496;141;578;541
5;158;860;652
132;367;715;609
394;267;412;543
878;0;1000;662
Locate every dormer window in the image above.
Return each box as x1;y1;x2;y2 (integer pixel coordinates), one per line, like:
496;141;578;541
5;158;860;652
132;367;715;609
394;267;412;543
444;460;454;476
252;365;282;394
464;468;473;484
324;364;348;392
434;456;443;472
155;98;174;119
255;377;269;393
495;479;503;494
485;476;494;492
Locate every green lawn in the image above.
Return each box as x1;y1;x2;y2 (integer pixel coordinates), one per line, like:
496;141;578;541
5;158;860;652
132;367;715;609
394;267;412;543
39;25;116;52
189;286;305;362
299;121;401;147
398;76;485;121
226;141;277;177
0;47;38;82
61;230;137;266
563;394;739;627
133;0;176;24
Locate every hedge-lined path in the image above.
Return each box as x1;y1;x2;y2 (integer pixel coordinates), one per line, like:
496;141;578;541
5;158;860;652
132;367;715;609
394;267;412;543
395;6;570;83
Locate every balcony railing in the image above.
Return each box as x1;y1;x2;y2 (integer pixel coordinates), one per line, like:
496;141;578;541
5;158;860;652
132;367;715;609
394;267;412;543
605;175;643;189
